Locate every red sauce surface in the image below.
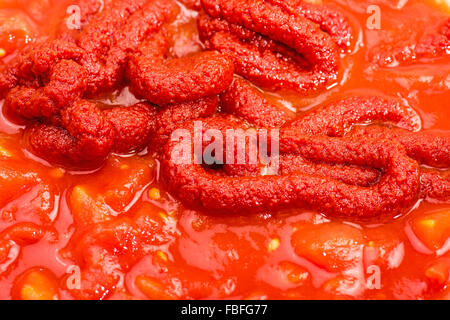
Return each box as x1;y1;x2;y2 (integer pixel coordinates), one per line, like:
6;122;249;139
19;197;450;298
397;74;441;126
0;0;449;300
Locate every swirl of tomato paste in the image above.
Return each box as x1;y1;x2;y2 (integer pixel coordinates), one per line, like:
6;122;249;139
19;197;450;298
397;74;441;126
57;0;112;42
350;126;450;169
0;0;179;103
161;116;420;217
0;0;175;99
144;96;219;150
371;18;450;67
24;96;219;169
127;30;234;105
222;80;449;201
0;40;85;104
105;96;219;154
220;82;449;202
24;100;114;167
22;91;219;169
198;0;340;93
292;112;450;203
221;78;294;128
221;78;422;130
74;0;179;96
5;62;87;125
419;169;450;202
1;0;229;167
24;100;152;167
286;96;422;135
350;127;450;201
267;0;353;50
288;100;450;202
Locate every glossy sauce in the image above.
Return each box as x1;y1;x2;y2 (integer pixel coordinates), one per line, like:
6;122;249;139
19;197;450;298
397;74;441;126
0;0;449;299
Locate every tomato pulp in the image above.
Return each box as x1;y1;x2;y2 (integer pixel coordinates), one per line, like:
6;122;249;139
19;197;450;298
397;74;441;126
0;0;449;300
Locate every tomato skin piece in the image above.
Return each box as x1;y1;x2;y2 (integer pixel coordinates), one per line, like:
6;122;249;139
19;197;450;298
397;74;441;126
0;223;46;278
1;222;45;246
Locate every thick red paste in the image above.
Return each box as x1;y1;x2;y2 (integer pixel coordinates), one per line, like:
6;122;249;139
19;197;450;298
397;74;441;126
0;0;449;300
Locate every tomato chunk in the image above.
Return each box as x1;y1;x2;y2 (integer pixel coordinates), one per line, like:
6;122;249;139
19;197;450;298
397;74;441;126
12;268;59;300
291;222;365;272
412;209;450;251
135;275;177;300
69;185;112;226
425;257;450;288
0;163;37;209
0;12;34;56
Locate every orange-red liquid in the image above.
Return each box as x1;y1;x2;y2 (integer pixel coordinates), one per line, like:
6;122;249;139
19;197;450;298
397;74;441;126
0;0;449;299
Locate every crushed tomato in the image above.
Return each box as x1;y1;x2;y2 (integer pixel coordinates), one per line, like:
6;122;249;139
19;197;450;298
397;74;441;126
0;0;449;300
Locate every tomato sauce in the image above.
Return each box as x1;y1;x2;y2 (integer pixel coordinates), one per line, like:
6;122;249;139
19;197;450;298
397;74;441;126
0;0;449;300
